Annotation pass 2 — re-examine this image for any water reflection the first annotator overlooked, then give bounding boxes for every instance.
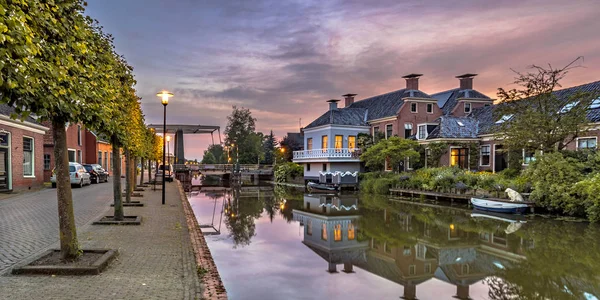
[192,185,600,299]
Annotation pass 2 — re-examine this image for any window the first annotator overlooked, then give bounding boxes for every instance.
[403,246,412,256]
[77,125,81,146]
[417,124,428,140]
[523,150,535,165]
[307,164,311,171]
[23,137,33,176]
[321,223,328,241]
[590,98,600,109]
[322,163,327,172]
[334,135,343,149]
[348,136,356,150]
[384,243,392,254]
[110,152,113,168]
[461,264,470,275]
[373,127,379,135]
[416,244,426,260]
[480,145,491,166]
[307,138,313,150]
[321,136,328,151]
[98,151,102,166]
[44,154,51,170]
[426,103,433,113]
[464,102,472,113]
[348,222,355,240]
[334,224,342,241]
[425,264,432,274]
[410,102,417,113]
[404,123,413,138]
[450,148,469,169]
[386,124,393,139]
[77,150,82,163]
[495,114,513,124]
[559,101,580,113]
[457,121,464,127]
[578,137,597,150]
[307,220,312,236]
[104,151,108,169]
[409,265,416,275]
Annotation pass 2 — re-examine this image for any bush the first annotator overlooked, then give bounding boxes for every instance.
[274,162,303,183]
[574,173,600,222]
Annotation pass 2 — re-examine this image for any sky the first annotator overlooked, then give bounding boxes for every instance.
[86,0,600,160]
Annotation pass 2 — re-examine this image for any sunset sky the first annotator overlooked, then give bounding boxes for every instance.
[86,0,600,160]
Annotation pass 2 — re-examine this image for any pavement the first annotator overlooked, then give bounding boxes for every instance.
[0,179,202,300]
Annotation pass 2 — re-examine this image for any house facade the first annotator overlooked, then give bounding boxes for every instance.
[295,75,600,179]
[0,105,48,192]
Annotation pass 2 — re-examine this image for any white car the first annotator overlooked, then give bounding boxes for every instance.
[51,162,92,188]
[157,164,174,182]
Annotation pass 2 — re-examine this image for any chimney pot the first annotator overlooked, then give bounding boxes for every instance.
[326,99,340,111]
[342,93,357,107]
[456,73,477,90]
[402,73,423,90]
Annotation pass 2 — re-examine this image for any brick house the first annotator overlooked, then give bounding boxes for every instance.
[0,105,48,192]
[294,75,600,181]
[42,122,87,182]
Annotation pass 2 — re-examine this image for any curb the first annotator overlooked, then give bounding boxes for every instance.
[177,181,228,300]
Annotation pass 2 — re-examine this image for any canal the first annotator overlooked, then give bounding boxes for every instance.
[189,185,600,300]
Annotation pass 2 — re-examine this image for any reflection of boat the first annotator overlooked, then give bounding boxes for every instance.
[471,211,527,223]
[307,182,338,193]
[471,197,529,214]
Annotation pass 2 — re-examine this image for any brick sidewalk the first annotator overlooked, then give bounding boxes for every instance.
[0,182,203,300]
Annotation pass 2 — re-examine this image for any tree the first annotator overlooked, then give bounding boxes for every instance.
[202,144,226,164]
[263,131,276,164]
[495,58,599,153]
[360,137,420,172]
[202,152,217,164]
[279,134,302,162]
[224,106,264,164]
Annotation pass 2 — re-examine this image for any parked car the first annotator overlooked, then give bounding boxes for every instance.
[83,164,108,184]
[157,164,174,182]
[50,162,92,188]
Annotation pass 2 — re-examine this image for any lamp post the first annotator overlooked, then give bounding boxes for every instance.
[166,135,171,165]
[157,90,173,205]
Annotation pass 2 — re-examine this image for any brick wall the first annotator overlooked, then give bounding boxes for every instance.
[1,123,46,191]
[84,130,97,165]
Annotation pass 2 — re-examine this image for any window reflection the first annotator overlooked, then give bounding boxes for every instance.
[321,223,328,241]
[334,224,342,241]
[348,223,355,240]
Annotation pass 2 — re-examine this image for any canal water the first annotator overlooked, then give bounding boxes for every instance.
[188,185,600,300]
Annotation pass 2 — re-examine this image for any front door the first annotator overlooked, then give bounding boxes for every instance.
[494,145,508,173]
[0,149,8,191]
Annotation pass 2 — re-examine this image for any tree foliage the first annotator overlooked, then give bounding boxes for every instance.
[262,131,276,164]
[495,58,599,152]
[360,137,420,172]
[224,106,264,164]
[202,144,226,164]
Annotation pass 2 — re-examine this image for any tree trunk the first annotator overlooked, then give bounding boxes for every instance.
[148,159,152,183]
[140,157,145,186]
[53,120,80,260]
[131,156,136,190]
[125,149,131,203]
[112,136,124,221]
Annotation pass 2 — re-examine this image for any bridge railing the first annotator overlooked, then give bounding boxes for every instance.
[175,164,274,173]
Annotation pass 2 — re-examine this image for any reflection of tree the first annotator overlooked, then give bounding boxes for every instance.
[274,185,304,223]
[224,187,264,248]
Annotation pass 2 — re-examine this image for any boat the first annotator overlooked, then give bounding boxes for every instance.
[307,182,338,193]
[470,197,529,214]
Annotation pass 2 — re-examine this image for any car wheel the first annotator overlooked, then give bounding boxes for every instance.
[78,180,83,188]
[51,183,56,188]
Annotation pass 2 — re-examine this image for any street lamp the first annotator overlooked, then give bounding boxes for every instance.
[157,90,173,205]
[166,135,171,164]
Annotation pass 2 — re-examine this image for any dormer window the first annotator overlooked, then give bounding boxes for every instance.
[590,97,600,109]
[457,121,464,127]
[464,102,471,113]
[559,101,580,113]
[427,103,433,113]
[495,114,513,124]
[410,103,417,113]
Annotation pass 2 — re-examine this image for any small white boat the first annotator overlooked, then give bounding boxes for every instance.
[471,197,529,214]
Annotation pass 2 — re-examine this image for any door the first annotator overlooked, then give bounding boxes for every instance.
[0,149,8,191]
[494,145,508,173]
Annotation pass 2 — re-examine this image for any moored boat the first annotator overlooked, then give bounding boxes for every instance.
[307,182,338,193]
[471,197,529,214]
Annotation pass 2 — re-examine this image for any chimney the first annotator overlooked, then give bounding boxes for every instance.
[456,73,477,90]
[327,99,340,111]
[402,73,423,90]
[342,93,357,107]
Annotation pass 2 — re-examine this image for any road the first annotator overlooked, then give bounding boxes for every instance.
[0,180,115,273]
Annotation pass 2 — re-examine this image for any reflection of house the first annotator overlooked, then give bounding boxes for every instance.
[293,195,368,273]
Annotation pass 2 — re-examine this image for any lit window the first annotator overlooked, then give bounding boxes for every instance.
[348,223,355,240]
[321,223,328,241]
[410,102,417,113]
[464,102,471,113]
[307,138,313,150]
[404,123,413,138]
[578,138,597,150]
[307,220,312,236]
[451,148,468,169]
[321,136,328,152]
[23,137,34,176]
[348,136,356,150]
[495,114,513,124]
[427,103,433,113]
[480,145,491,166]
[334,135,343,150]
[523,150,536,165]
[334,224,342,241]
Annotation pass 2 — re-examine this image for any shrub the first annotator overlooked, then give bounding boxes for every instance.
[274,162,303,183]
[574,173,600,222]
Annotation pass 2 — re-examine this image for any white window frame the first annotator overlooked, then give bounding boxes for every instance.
[576,137,597,150]
[385,124,393,139]
[77,149,82,164]
[404,123,413,138]
[43,153,51,170]
[77,125,82,146]
[306,138,313,150]
[22,136,35,178]
[464,102,472,113]
[522,149,536,166]
[410,102,418,113]
[68,149,76,163]
[416,123,436,140]
[409,265,416,275]
[480,145,491,166]
[426,103,433,114]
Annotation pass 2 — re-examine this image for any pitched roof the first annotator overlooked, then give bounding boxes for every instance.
[0,104,38,123]
[427,116,479,139]
[432,88,491,115]
[304,108,368,129]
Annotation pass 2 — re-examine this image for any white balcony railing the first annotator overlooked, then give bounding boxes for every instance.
[293,148,361,160]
